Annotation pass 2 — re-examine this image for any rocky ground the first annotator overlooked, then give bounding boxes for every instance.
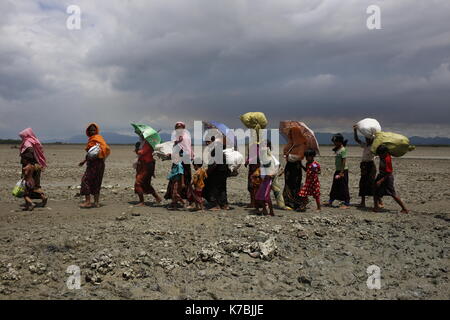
[0,145,449,300]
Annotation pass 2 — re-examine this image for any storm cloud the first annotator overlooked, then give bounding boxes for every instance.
[0,0,449,140]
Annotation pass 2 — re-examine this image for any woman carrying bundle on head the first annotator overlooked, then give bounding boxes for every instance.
[79,123,110,208]
[353,125,376,208]
[324,134,351,209]
[244,142,260,209]
[18,128,48,210]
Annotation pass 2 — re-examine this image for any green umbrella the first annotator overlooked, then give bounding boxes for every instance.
[131,123,161,149]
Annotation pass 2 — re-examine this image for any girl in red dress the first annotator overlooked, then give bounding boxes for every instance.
[298,149,321,211]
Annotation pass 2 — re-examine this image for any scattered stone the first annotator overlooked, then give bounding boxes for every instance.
[198,248,224,264]
[122,269,135,280]
[157,258,178,271]
[297,231,308,240]
[29,263,47,275]
[314,230,326,237]
[116,213,128,221]
[297,275,312,285]
[272,225,282,233]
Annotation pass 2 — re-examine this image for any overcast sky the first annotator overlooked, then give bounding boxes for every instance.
[1,0,449,140]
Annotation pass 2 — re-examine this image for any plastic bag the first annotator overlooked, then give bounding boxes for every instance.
[260,154,280,176]
[153,141,173,160]
[371,132,416,157]
[240,112,268,130]
[12,180,25,198]
[223,148,244,174]
[87,143,101,159]
[356,118,381,139]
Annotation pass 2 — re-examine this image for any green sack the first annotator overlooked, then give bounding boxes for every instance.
[12,180,25,198]
[371,132,415,157]
[240,112,268,131]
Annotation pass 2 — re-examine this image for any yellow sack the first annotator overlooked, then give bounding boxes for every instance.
[240,112,268,131]
[371,132,415,157]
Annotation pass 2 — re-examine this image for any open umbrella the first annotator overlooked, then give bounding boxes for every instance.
[131,123,161,149]
[203,120,237,149]
[279,121,320,155]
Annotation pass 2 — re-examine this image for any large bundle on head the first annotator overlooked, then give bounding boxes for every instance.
[240,112,268,131]
[280,121,320,161]
[371,132,415,157]
[356,118,381,139]
[153,141,173,160]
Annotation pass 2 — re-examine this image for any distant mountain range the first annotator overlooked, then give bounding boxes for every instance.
[45,132,173,144]
[38,131,450,146]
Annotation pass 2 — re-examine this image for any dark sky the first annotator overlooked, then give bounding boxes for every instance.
[1,0,450,140]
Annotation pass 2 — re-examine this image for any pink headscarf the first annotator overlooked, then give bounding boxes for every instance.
[19,128,47,168]
[174,122,193,160]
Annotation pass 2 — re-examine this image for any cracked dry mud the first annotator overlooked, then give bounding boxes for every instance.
[0,145,449,299]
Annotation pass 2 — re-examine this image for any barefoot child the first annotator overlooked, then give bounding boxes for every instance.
[353,125,376,207]
[298,149,321,211]
[191,160,208,211]
[325,134,350,209]
[373,145,409,213]
[167,161,185,209]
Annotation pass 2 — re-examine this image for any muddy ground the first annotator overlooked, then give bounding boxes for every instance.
[0,145,449,300]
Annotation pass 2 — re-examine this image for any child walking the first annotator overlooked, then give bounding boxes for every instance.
[21,156,47,211]
[325,134,350,209]
[167,161,185,210]
[373,145,409,213]
[191,160,208,211]
[353,125,376,207]
[250,167,263,213]
[298,149,321,211]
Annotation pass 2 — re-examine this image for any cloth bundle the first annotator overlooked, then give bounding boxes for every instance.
[356,118,381,139]
[224,148,244,174]
[240,112,268,131]
[153,141,173,160]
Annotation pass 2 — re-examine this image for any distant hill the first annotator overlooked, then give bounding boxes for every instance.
[0,139,21,144]
[13,131,449,146]
[267,132,450,146]
[44,132,173,144]
[313,133,450,146]
[408,136,450,145]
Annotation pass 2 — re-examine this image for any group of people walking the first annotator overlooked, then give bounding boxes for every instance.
[16,121,408,214]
